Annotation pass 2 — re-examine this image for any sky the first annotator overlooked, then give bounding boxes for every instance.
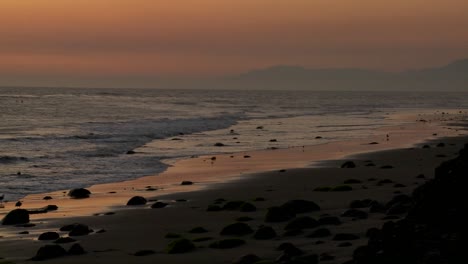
[1,0,467,87]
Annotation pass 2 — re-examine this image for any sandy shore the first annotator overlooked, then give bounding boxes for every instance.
[0,110,467,263]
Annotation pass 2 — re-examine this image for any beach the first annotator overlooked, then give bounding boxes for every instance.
[0,110,466,263]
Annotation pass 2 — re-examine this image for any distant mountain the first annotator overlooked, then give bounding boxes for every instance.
[221,59,468,91]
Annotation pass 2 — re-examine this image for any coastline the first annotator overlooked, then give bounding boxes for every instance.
[0,111,467,263]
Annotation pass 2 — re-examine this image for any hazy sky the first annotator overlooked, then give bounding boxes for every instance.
[1,0,467,87]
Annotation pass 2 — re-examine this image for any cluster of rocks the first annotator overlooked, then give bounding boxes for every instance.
[347,143,468,264]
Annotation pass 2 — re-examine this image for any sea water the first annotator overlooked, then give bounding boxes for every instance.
[1,87,467,201]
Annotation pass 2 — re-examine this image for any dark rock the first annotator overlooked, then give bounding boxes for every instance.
[341,209,368,219]
[209,238,245,249]
[282,229,303,237]
[166,238,195,254]
[43,196,53,200]
[318,216,341,225]
[192,237,213,242]
[333,233,359,241]
[206,205,222,211]
[96,229,106,233]
[393,183,406,188]
[31,245,67,261]
[68,188,91,199]
[19,231,29,234]
[265,206,295,222]
[164,233,181,239]
[220,223,253,236]
[416,174,425,179]
[180,181,193,185]
[151,202,168,208]
[126,150,136,154]
[386,202,410,215]
[253,197,266,201]
[341,161,356,168]
[331,185,353,191]
[436,142,445,147]
[214,142,225,147]
[314,186,331,192]
[2,209,29,225]
[42,205,58,211]
[276,243,304,261]
[68,243,86,255]
[234,254,261,264]
[377,179,393,185]
[307,228,331,238]
[243,155,251,158]
[133,249,155,256]
[385,194,412,208]
[269,139,277,142]
[253,226,277,240]
[284,216,319,230]
[54,237,76,244]
[38,232,60,241]
[188,227,208,233]
[280,199,320,214]
[369,201,386,213]
[222,200,244,210]
[236,216,254,222]
[126,196,147,206]
[365,163,376,167]
[422,144,431,148]
[350,200,371,208]
[240,202,257,212]
[320,253,335,261]
[17,223,35,227]
[68,224,93,236]
[338,242,353,247]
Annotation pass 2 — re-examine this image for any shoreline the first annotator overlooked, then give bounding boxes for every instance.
[0,111,467,263]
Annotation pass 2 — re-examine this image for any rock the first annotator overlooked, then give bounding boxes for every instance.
[2,209,30,225]
[68,243,86,255]
[214,142,225,147]
[166,238,195,254]
[206,205,222,211]
[165,233,181,239]
[151,202,168,208]
[222,201,246,210]
[269,139,277,142]
[422,144,430,148]
[68,188,91,199]
[240,202,257,212]
[284,216,319,230]
[253,226,277,240]
[276,243,304,261]
[42,205,58,211]
[377,179,393,185]
[265,206,295,222]
[333,233,359,241]
[341,209,368,219]
[133,249,155,256]
[394,183,406,188]
[188,227,208,233]
[180,181,193,185]
[386,203,410,215]
[236,216,254,222]
[283,229,303,237]
[416,174,425,179]
[126,150,136,154]
[19,231,29,234]
[126,196,147,206]
[192,237,213,242]
[350,200,371,208]
[31,245,67,261]
[243,155,251,158]
[209,238,245,249]
[43,196,53,200]
[331,185,353,191]
[341,161,356,168]
[280,199,320,214]
[318,216,341,225]
[369,201,386,213]
[320,253,335,261]
[68,224,93,236]
[344,179,362,184]
[380,165,394,169]
[253,197,266,201]
[220,223,253,236]
[338,242,353,247]
[314,186,331,192]
[54,237,76,244]
[436,143,445,147]
[234,254,261,264]
[307,228,331,238]
[38,232,60,241]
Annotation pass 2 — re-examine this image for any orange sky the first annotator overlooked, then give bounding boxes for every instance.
[1,0,467,87]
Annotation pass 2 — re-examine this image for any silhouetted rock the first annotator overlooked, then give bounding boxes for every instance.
[180,181,193,185]
[280,199,320,214]
[151,202,168,208]
[318,216,341,225]
[331,185,353,191]
[214,142,225,146]
[222,200,244,210]
[54,237,76,244]
[206,205,222,211]
[68,224,92,236]
[307,228,331,238]
[166,238,195,254]
[43,196,53,200]
[32,245,67,261]
[126,150,136,154]
[350,199,371,208]
[333,233,359,241]
[234,254,261,264]
[240,202,257,212]
[2,209,29,225]
[344,179,362,184]
[126,196,147,206]
[341,209,368,219]
[68,243,86,255]
[42,205,58,211]
[68,188,91,199]
[133,249,156,256]
[253,226,277,240]
[188,227,208,233]
[341,161,356,168]
[284,216,319,230]
[38,232,60,241]
[265,206,295,222]
[436,142,445,147]
[220,223,253,236]
[209,238,245,249]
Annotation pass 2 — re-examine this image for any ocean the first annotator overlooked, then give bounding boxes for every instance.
[1,87,468,201]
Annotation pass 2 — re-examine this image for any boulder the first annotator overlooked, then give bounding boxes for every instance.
[68,188,91,199]
[239,202,256,212]
[54,237,76,244]
[284,216,319,230]
[341,161,356,168]
[341,209,368,219]
[220,223,253,236]
[253,226,276,240]
[68,243,86,255]
[209,238,245,249]
[280,200,320,214]
[2,209,30,225]
[133,249,156,256]
[68,224,93,236]
[234,254,261,264]
[307,228,331,238]
[188,227,208,234]
[222,201,245,210]
[31,245,67,261]
[126,196,147,206]
[331,185,353,191]
[265,206,295,222]
[166,238,195,254]
[151,202,168,208]
[180,181,193,185]
[38,232,60,241]
[318,216,341,225]
[333,233,359,241]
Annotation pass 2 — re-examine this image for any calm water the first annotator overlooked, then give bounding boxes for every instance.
[1,87,468,200]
